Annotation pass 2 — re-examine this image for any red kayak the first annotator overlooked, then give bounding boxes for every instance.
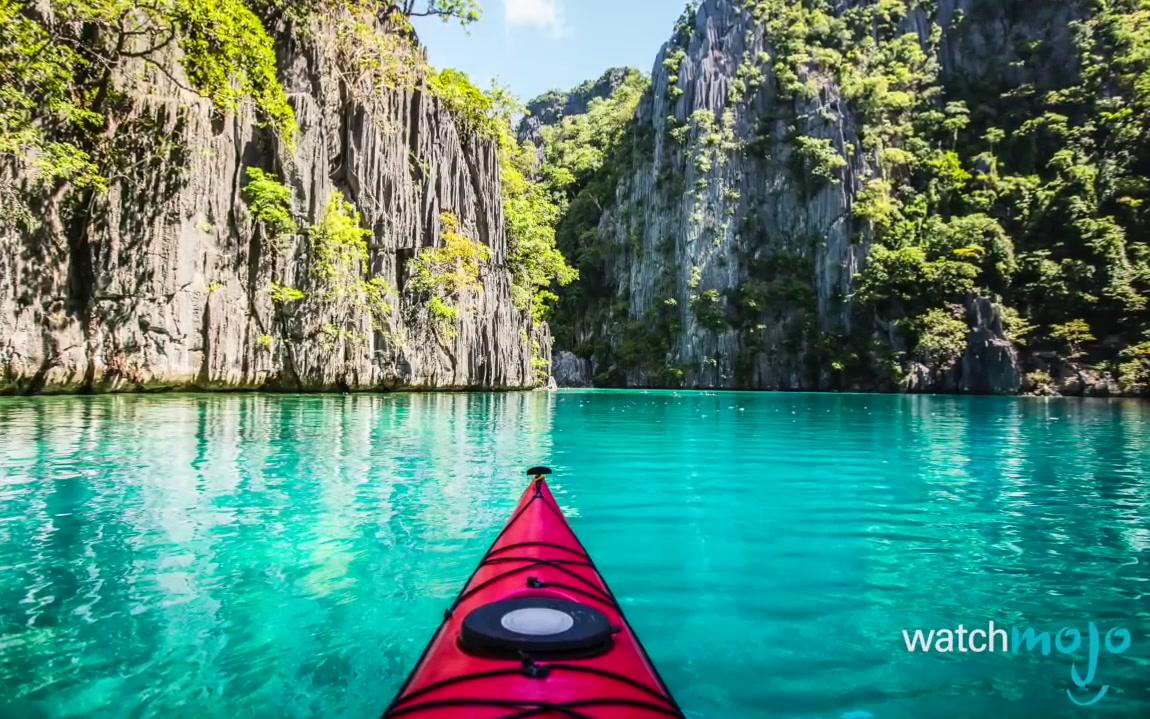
[382,467,685,718]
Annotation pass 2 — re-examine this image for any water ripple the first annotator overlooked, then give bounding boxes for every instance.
[0,392,1148,718]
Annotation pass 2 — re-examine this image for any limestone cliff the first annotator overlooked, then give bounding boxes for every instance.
[0,7,547,394]
[539,0,1147,396]
[516,67,639,146]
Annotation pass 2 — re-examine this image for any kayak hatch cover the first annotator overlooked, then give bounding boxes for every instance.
[382,467,685,718]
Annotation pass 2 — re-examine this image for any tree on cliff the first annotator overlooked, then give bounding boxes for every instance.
[383,0,481,25]
[0,0,479,233]
[0,0,294,236]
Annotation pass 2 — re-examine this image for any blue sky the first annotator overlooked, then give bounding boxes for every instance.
[412,0,688,102]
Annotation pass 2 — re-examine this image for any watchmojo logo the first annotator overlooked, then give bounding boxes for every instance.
[901,621,1134,706]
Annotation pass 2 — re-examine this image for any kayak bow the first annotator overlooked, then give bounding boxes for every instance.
[382,467,684,719]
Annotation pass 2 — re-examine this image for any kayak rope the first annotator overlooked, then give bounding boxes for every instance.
[451,557,619,612]
[384,662,685,718]
[447,484,619,613]
[487,541,590,559]
[388,660,679,704]
[385,697,684,718]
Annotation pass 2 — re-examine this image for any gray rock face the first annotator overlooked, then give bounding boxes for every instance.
[571,0,866,390]
[0,17,547,394]
[928,0,1084,87]
[904,297,1023,394]
[551,350,593,387]
[554,0,1077,395]
[1028,353,1121,397]
[957,298,1023,394]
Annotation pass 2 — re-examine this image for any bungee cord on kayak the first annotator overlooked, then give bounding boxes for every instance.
[382,468,685,719]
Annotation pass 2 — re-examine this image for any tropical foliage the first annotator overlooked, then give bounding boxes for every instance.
[745,0,1150,371]
[531,69,650,346]
[421,69,578,319]
[242,168,296,240]
[408,212,490,337]
[0,0,297,201]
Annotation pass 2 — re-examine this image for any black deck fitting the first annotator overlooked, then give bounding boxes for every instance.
[526,466,552,476]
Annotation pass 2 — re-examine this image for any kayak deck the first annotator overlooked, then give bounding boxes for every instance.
[383,472,684,718]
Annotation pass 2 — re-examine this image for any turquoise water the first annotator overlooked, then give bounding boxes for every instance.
[0,391,1148,718]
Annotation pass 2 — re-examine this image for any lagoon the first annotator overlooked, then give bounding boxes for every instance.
[0,391,1148,718]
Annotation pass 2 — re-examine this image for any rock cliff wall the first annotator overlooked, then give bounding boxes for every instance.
[544,0,1139,396]
[0,10,546,394]
[550,0,877,389]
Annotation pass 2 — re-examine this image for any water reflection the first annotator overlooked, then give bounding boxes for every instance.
[0,392,556,718]
[0,392,1147,718]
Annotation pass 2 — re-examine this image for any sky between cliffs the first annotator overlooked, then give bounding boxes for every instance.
[412,0,687,102]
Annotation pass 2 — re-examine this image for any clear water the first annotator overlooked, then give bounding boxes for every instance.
[1,391,1148,719]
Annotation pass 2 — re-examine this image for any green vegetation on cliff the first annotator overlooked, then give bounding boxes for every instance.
[420,68,579,319]
[530,69,651,351]
[242,167,297,241]
[408,212,489,338]
[2,0,573,337]
[741,0,1150,388]
[534,0,1149,393]
[0,0,297,200]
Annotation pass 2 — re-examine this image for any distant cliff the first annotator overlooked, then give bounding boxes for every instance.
[0,2,552,394]
[531,0,1150,396]
[517,67,639,146]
